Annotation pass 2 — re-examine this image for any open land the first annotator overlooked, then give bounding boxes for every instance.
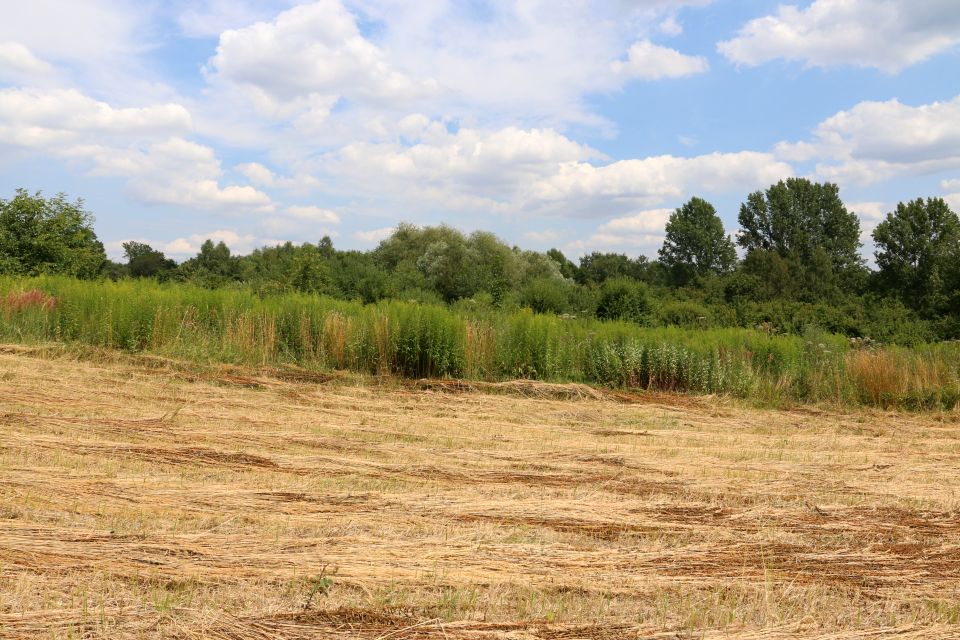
[1,347,960,638]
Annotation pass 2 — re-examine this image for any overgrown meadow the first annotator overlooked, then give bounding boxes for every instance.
[3,275,959,410]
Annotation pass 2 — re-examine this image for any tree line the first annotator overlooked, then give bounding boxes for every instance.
[1,179,958,344]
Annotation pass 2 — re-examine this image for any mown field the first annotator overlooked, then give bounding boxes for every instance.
[1,347,960,638]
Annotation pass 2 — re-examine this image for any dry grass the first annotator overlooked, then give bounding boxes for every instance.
[1,347,960,639]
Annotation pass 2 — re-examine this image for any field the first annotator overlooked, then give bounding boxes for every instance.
[2,347,960,638]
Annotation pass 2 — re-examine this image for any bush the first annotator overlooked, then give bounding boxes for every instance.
[596,278,653,324]
[657,300,712,328]
[518,278,571,315]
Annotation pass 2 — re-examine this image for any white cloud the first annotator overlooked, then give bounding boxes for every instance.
[353,226,396,243]
[87,138,273,211]
[283,205,341,224]
[209,1,437,114]
[598,209,673,233]
[564,208,675,256]
[175,0,293,38]
[236,162,321,190]
[0,87,272,213]
[942,180,960,210]
[0,88,192,144]
[320,118,792,221]
[163,230,282,257]
[0,1,148,63]
[848,201,888,243]
[204,0,716,131]
[322,123,600,209]
[613,40,708,80]
[528,152,793,216]
[0,42,53,76]
[719,0,960,73]
[523,229,560,243]
[776,95,960,185]
[658,16,683,37]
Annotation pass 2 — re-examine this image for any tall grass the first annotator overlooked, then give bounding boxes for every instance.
[1,275,959,409]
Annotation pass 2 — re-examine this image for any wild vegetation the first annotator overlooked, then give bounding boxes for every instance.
[2,275,960,409]
[2,182,960,409]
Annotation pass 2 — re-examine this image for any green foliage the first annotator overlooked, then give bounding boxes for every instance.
[1,187,957,351]
[0,189,106,278]
[576,252,651,285]
[737,178,865,299]
[656,300,713,328]
[546,248,578,280]
[518,277,572,315]
[873,197,960,316]
[123,241,176,279]
[659,197,736,285]
[175,239,241,288]
[596,278,653,324]
[3,275,960,408]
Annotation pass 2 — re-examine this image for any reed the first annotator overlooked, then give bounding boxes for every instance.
[0,275,957,409]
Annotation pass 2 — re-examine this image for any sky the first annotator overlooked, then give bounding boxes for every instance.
[0,0,959,262]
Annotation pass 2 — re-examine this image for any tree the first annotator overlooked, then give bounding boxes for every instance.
[0,189,106,278]
[546,248,578,280]
[737,178,863,298]
[576,252,650,285]
[176,239,241,287]
[122,241,176,279]
[872,197,960,314]
[288,244,333,294]
[659,197,736,286]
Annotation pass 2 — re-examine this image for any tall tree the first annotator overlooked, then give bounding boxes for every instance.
[122,241,176,279]
[659,197,736,286]
[737,178,863,297]
[872,197,960,313]
[176,239,241,288]
[0,189,106,278]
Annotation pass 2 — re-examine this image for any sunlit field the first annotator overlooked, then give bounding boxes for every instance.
[1,348,959,638]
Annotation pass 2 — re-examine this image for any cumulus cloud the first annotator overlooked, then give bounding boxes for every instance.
[163,230,282,257]
[0,88,192,144]
[83,138,273,211]
[0,42,54,77]
[236,162,321,191]
[523,230,561,243]
[283,205,341,224]
[321,123,600,210]
[319,117,793,221]
[613,40,708,80]
[209,1,437,115]
[719,0,960,72]
[658,16,683,37]
[943,179,960,210]
[204,0,715,130]
[776,95,960,185]
[598,209,673,233]
[564,208,674,256]
[528,152,793,216]
[0,1,147,63]
[0,87,273,213]
[353,226,396,243]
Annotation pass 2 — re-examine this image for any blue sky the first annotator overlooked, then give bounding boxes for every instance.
[1,0,959,261]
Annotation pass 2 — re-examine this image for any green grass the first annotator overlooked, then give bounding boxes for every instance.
[2,275,959,409]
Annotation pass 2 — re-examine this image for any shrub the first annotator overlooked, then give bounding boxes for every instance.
[596,278,653,325]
